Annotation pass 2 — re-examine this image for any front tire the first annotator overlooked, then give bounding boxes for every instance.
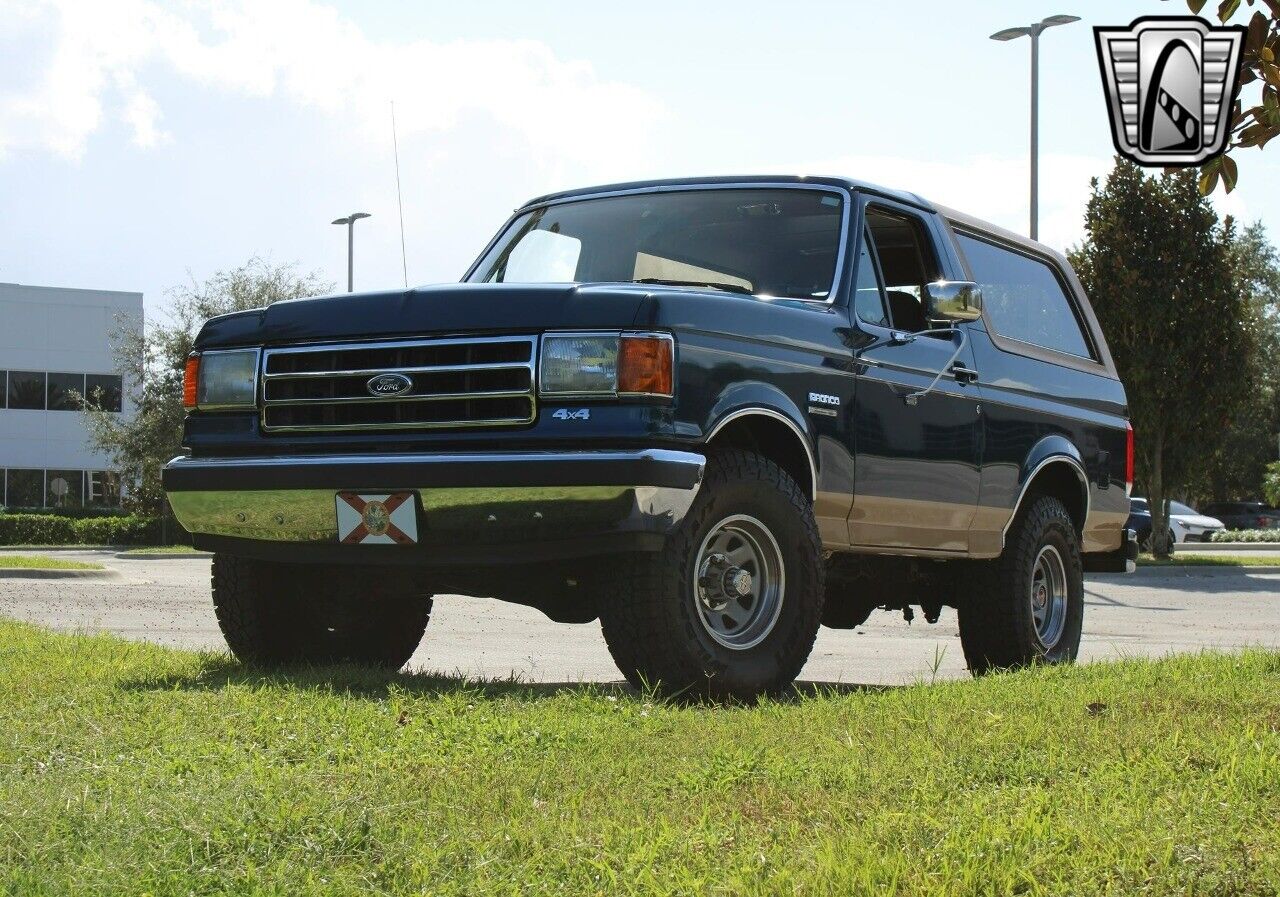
[957,495,1084,674]
[211,554,433,669]
[598,449,824,700]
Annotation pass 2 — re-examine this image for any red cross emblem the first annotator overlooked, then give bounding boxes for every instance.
[337,492,416,544]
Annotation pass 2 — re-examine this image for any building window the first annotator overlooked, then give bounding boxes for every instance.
[84,374,123,413]
[6,469,44,507]
[47,372,86,411]
[0,371,6,409]
[45,470,84,508]
[87,471,122,506]
[8,371,46,410]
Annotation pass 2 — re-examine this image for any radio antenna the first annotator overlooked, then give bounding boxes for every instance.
[391,100,408,288]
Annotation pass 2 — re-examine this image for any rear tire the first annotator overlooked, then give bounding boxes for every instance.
[957,495,1083,674]
[598,449,824,700]
[211,554,432,669]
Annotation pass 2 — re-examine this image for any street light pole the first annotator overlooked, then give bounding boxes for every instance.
[990,15,1079,242]
[331,212,371,292]
[1030,28,1039,242]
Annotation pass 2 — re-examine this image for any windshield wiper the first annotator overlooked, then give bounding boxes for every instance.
[632,277,754,295]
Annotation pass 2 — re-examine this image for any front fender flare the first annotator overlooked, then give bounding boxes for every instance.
[703,382,816,501]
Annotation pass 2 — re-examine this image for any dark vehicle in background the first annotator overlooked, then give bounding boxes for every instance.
[1127,499,1153,549]
[163,175,1136,699]
[1200,501,1279,531]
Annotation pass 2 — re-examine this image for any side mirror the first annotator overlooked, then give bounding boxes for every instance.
[924,281,983,323]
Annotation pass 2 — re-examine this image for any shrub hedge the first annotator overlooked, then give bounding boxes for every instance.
[1211,529,1280,543]
[2,506,129,519]
[0,513,191,546]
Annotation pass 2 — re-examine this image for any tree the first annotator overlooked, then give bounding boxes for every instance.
[1196,223,1280,502]
[1069,160,1253,557]
[1182,0,1280,195]
[1265,460,1280,505]
[82,259,332,513]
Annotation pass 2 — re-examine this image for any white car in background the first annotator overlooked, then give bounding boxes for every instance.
[1133,498,1226,545]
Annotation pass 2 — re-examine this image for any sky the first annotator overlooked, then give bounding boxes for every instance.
[1,0,1276,317]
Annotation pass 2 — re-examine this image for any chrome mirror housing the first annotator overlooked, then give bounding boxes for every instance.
[924,281,984,323]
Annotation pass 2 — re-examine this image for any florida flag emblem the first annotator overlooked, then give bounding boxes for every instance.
[336,492,419,544]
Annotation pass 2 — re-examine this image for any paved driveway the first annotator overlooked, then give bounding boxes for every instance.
[2,550,1278,686]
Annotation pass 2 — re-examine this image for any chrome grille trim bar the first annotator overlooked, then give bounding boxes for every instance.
[263,389,532,406]
[262,361,533,380]
[259,335,537,433]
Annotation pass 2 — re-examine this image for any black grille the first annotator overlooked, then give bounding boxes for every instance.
[260,336,536,433]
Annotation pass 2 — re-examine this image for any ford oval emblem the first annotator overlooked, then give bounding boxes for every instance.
[366,373,413,397]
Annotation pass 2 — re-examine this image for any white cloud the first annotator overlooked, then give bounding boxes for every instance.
[0,0,663,168]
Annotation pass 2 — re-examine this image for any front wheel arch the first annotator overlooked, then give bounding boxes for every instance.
[705,407,816,504]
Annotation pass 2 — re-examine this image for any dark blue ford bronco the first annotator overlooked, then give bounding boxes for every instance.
[163,176,1137,699]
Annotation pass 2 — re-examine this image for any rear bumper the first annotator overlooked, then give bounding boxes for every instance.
[162,449,704,565]
[1084,527,1139,574]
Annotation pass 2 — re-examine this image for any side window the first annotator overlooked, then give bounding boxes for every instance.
[864,208,940,334]
[852,231,888,327]
[956,232,1093,359]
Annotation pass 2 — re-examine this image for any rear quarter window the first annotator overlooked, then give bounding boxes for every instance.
[956,232,1093,360]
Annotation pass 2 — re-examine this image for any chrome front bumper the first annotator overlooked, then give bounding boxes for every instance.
[162,449,705,550]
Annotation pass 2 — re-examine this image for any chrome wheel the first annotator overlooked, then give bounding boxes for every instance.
[1030,544,1068,649]
[693,514,785,650]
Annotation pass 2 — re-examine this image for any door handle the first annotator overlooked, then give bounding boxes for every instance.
[951,363,979,385]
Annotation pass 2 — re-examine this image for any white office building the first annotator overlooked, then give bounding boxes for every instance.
[0,283,142,508]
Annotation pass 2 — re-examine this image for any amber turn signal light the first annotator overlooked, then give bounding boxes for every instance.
[617,335,673,397]
[183,354,200,409]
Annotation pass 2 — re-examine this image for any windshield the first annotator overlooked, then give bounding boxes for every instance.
[1170,501,1198,516]
[467,188,845,300]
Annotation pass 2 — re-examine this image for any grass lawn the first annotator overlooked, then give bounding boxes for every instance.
[1,621,1278,895]
[1139,553,1280,567]
[116,545,207,556]
[0,544,111,551]
[0,554,103,571]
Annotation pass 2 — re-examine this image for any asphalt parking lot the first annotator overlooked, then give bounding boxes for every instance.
[2,549,1278,685]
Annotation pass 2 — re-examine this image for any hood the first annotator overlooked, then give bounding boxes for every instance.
[194,282,656,350]
[1173,514,1224,528]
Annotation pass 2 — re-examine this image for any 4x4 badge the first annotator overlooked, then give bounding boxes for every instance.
[1094,16,1246,167]
[551,408,590,421]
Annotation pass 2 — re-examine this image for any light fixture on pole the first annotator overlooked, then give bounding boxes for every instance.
[990,14,1080,242]
[331,212,371,292]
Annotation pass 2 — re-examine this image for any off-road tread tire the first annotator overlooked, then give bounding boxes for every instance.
[957,494,1084,674]
[211,554,432,669]
[598,448,824,700]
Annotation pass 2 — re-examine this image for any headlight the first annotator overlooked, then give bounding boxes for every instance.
[184,348,259,410]
[540,332,673,398]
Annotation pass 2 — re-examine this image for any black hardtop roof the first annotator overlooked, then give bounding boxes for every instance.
[519,174,932,213]
[517,175,1061,259]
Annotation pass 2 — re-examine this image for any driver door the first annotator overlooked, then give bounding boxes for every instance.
[846,203,982,552]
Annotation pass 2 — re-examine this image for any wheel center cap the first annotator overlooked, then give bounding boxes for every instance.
[1034,585,1048,609]
[725,568,753,598]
